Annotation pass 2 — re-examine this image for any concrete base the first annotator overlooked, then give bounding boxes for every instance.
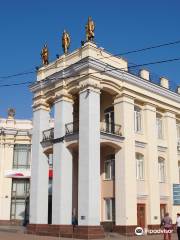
[26,224,73,238]
[101,221,115,232]
[27,224,105,238]
[0,220,22,226]
[74,225,105,239]
[113,225,137,236]
[147,224,161,230]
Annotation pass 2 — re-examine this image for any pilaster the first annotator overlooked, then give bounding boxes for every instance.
[164,111,179,220]
[144,103,160,226]
[113,94,137,230]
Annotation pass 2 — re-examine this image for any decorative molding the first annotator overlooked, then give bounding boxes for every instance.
[0,128,31,137]
[160,195,170,200]
[137,194,148,199]
[30,56,180,105]
[158,146,167,152]
[135,141,147,148]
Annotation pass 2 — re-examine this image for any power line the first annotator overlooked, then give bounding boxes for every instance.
[38,39,180,73]
[115,39,180,57]
[0,70,34,79]
[1,38,180,80]
[0,56,180,88]
[0,81,33,87]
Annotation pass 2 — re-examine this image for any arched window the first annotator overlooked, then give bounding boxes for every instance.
[136,153,144,180]
[158,157,165,182]
[134,106,142,133]
[156,113,163,139]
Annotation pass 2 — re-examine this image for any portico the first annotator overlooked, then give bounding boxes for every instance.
[27,41,180,238]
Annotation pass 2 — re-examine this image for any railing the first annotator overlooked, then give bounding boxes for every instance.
[100,121,122,136]
[43,121,122,139]
[65,121,79,136]
[42,128,54,141]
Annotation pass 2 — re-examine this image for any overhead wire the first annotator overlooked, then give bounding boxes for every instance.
[0,56,180,88]
[0,38,180,80]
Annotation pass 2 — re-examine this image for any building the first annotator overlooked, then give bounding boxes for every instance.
[27,41,180,239]
[0,111,32,224]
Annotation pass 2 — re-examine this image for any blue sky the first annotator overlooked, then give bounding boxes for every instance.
[0,0,180,119]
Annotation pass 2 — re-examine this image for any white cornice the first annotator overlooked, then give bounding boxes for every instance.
[0,128,31,136]
[30,56,180,105]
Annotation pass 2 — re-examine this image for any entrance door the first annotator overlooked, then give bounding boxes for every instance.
[160,204,166,220]
[137,204,146,228]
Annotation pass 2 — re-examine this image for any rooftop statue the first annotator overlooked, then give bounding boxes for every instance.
[8,108,15,119]
[41,44,49,65]
[62,30,70,54]
[85,16,95,42]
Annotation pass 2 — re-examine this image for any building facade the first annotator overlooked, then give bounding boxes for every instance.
[28,41,180,239]
[0,113,32,224]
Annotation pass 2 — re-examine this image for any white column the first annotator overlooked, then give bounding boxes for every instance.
[30,104,50,224]
[78,86,100,226]
[144,103,160,225]
[164,111,179,220]
[52,95,73,224]
[114,94,137,226]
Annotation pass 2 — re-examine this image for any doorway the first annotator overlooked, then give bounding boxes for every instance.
[137,204,146,228]
[160,204,167,220]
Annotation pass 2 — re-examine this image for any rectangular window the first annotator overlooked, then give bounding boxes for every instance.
[104,198,115,221]
[13,144,31,169]
[104,155,115,180]
[177,124,180,142]
[11,179,30,220]
[134,110,142,133]
[136,159,144,180]
[158,161,165,182]
[156,118,163,139]
[178,161,180,183]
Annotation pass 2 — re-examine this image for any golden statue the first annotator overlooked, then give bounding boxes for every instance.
[8,108,15,119]
[62,30,70,54]
[85,16,95,42]
[41,44,49,65]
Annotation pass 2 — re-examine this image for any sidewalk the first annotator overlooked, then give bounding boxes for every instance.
[0,226,178,240]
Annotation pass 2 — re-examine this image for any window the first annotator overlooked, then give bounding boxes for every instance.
[13,144,31,169]
[11,179,30,220]
[104,107,114,133]
[104,198,115,221]
[134,106,142,133]
[136,153,144,180]
[156,114,163,139]
[158,157,165,182]
[177,123,180,142]
[104,154,115,180]
[178,161,180,183]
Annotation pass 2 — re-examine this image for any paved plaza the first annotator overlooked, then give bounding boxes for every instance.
[0,226,179,240]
